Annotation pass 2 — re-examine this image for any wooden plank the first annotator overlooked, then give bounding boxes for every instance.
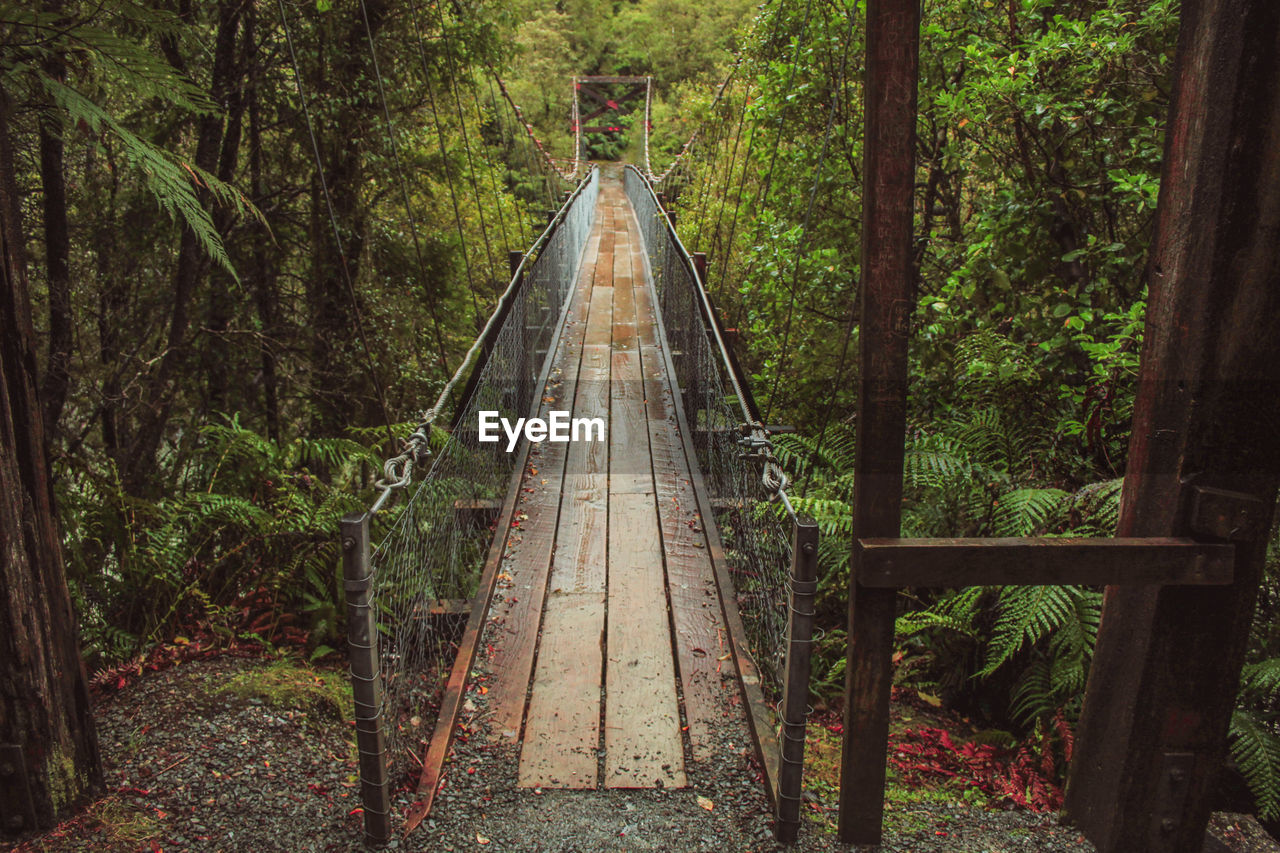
[609,349,649,493]
[518,593,605,788]
[632,181,728,760]
[577,75,650,84]
[482,400,571,743]
[453,499,502,529]
[612,226,636,322]
[644,355,728,762]
[640,261,782,805]
[855,537,1235,588]
[584,287,614,347]
[517,214,614,786]
[633,282,658,347]
[570,353,610,476]
[407,189,592,829]
[605,491,686,789]
[482,191,608,743]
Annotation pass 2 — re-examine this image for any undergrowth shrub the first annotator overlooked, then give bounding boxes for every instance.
[58,415,389,667]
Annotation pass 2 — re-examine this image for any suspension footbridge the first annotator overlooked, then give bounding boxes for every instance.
[340,161,813,845]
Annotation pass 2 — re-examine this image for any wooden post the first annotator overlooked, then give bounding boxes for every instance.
[838,0,920,845]
[692,251,708,284]
[776,518,819,843]
[341,513,392,845]
[508,250,524,282]
[1062,3,1280,851]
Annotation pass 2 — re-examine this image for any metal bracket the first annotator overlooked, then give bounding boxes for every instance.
[0,744,37,834]
[1149,751,1195,847]
[343,575,373,594]
[1190,485,1270,541]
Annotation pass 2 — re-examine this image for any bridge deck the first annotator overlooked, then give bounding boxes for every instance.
[477,169,736,790]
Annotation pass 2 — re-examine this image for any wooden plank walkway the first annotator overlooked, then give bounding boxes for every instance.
[483,169,733,790]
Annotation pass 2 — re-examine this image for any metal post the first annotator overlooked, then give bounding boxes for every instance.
[776,517,819,843]
[508,250,524,282]
[342,513,391,845]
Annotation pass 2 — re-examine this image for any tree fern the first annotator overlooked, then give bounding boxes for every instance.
[1240,657,1280,702]
[41,78,260,281]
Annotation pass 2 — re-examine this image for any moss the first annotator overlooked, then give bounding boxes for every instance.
[44,742,82,815]
[212,659,352,729]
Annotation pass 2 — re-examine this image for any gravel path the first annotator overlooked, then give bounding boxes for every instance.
[12,652,1103,852]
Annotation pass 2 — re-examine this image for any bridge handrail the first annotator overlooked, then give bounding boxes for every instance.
[623,164,793,510]
[371,166,600,512]
[624,163,813,843]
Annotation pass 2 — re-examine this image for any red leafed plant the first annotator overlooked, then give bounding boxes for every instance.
[887,712,1074,812]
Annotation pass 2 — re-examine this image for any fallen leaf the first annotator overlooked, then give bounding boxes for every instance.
[917,690,942,708]
[697,795,714,811]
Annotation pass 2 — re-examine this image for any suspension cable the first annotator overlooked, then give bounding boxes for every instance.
[467,73,512,257]
[372,169,596,510]
[406,0,482,326]
[707,84,749,294]
[493,72,581,182]
[433,0,497,285]
[646,56,743,185]
[356,0,451,381]
[763,81,840,424]
[274,0,394,447]
[730,0,816,332]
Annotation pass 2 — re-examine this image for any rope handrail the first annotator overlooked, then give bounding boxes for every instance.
[371,165,599,512]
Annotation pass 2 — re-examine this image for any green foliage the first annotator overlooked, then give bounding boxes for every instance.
[2,6,256,279]
[61,417,383,664]
[1229,657,1280,821]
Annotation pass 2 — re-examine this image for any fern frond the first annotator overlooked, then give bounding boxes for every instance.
[1240,658,1280,702]
[978,585,1087,678]
[990,488,1068,536]
[1230,708,1280,821]
[42,77,256,281]
[786,496,851,537]
[1009,654,1056,725]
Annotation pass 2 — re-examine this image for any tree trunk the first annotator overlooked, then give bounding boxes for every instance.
[0,88,102,835]
[1063,2,1280,849]
[246,2,280,442]
[38,1,72,444]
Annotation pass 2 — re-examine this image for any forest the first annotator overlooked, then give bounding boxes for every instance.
[3,0,1280,850]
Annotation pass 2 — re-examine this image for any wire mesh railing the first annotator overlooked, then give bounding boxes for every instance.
[341,166,598,844]
[624,164,815,843]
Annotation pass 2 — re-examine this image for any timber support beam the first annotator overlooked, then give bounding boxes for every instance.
[1062,2,1280,851]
